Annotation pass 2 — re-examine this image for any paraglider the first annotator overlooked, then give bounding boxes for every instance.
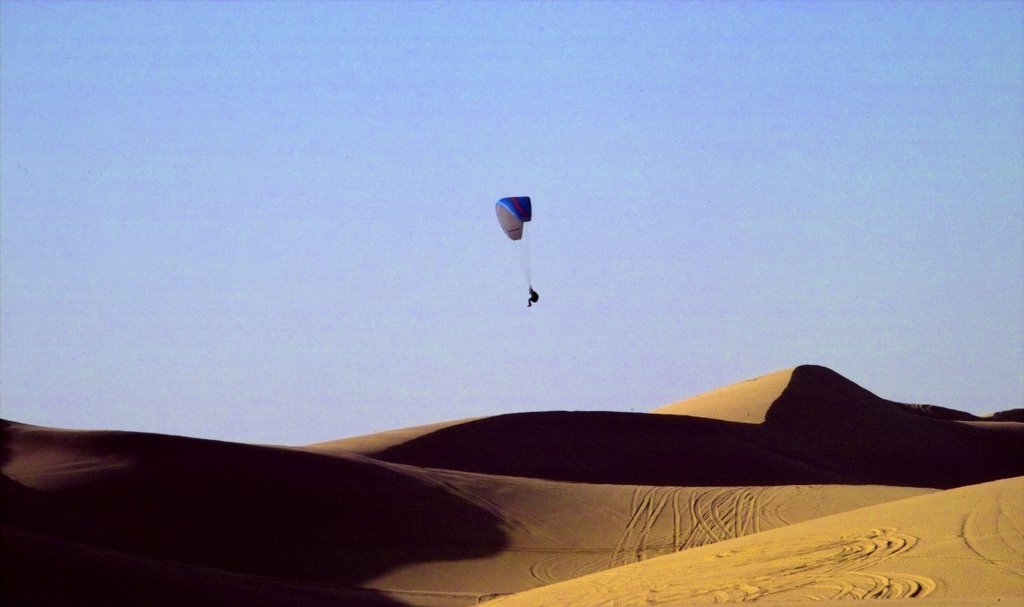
[495,196,538,307]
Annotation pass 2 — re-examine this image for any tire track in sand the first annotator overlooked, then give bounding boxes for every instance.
[499,530,935,605]
[959,493,1024,579]
[610,486,793,568]
[644,527,935,603]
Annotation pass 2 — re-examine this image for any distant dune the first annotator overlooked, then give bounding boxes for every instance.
[3,365,1022,606]
[330,365,1021,489]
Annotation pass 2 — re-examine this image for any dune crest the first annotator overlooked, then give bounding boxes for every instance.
[308,417,482,456]
[652,367,795,423]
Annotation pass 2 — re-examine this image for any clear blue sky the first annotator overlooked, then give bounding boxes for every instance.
[2,1,1022,445]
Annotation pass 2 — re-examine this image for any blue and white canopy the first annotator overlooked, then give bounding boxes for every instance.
[495,196,532,241]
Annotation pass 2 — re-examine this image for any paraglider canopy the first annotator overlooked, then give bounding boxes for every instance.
[495,196,532,241]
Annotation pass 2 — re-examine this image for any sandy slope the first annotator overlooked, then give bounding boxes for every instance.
[359,468,931,602]
[3,365,1022,606]
[652,368,794,423]
[485,476,1024,606]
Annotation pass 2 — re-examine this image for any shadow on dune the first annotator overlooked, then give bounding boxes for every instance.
[371,410,858,486]
[1,423,507,606]
[763,365,1024,489]
[371,365,1023,489]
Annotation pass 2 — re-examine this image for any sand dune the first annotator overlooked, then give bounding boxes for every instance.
[486,476,1024,606]
[1,420,929,605]
[652,367,794,423]
[3,365,1022,605]
[1,420,505,606]
[338,366,1022,489]
[358,472,931,602]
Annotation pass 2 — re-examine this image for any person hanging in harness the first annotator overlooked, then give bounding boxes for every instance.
[528,287,539,307]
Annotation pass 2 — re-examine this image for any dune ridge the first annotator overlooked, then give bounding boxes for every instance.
[3,365,1022,606]
[652,367,794,423]
[359,365,1022,489]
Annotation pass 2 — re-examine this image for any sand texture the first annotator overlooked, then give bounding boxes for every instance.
[3,364,1022,606]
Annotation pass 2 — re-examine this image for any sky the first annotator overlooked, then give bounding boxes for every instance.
[1,1,1022,445]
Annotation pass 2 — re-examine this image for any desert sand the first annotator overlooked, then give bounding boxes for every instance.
[2,364,1022,606]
